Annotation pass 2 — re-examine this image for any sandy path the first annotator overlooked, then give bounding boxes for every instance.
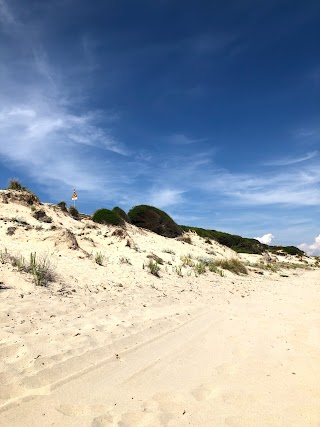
[1,271,319,426]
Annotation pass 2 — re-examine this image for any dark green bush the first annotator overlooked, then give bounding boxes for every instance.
[92,208,123,225]
[32,209,52,223]
[112,206,131,223]
[69,206,80,219]
[181,226,266,254]
[271,246,305,256]
[58,201,67,211]
[128,205,182,238]
[181,225,303,256]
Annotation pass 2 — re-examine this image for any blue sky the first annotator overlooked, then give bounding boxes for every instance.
[0,0,320,253]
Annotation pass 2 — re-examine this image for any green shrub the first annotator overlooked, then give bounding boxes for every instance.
[181,225,304,256]
[7,179,34,194]
[147,259,161,277]
[163,248,175,254]
[180,254,194,267]
[29,252,55,286]
[206,261,224,275]
[7,179,23,191]
[264,263,278,272]
[69,206,80,219]
[180,226,266,254]
[112,207,131,223]
[128,205,182,238]
[214,258,248,275]
[58,201,67,211]
[119,256,131,264]
[92,208,123,225]
[175,265,183,276]
[177,235,192,244]
[33,209,52,223]
[271,246,305,256]
[12,255,26,270]
[197,257,213,266]
[7,179,38,202]
[194,261,206,275]
[148,254,164,264]
[95,252,105,266]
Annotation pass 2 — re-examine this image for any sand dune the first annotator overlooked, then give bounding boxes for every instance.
[0,190,319,426]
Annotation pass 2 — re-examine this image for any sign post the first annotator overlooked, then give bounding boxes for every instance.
[72,189,78,208]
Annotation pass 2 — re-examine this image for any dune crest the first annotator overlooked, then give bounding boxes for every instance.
[0,190,319,426]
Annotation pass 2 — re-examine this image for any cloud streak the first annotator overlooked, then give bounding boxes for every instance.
[263,151,318,166]
[167,133,207,145]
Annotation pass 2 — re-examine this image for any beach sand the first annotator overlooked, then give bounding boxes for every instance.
[0,190,319,426]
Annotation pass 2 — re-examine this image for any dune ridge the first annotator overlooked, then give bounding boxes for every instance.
[0,190,319,426]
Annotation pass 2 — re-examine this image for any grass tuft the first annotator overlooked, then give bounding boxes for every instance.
[194,261,206,275]
[180,254,194,267]
[95,252,105,266]
[147,259,160,277]
[119,256,131,265]
[29,252,56,286]
[214,258,248,275]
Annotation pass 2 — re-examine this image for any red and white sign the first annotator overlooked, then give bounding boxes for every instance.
[72,190,78,201]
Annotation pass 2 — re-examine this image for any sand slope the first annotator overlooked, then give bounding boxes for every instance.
[0,190,319,426]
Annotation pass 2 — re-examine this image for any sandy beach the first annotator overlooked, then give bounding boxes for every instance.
[0,190,319,426]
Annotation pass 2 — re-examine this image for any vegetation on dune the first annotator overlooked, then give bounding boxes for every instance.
[6,179,39,204]
[0,181,306,257]
[112,206,131,223]
[92,208,123,225]
[94,252,105,266]
[7,179,29,192]
[0,249,56,287]
[29,252,56,286]
[272,246,304,256]
[57,201,68,212]
[194,261,206,275]
[68,206,80,219]
[181,225,304,256]
[214,258,248,275]
[128,205,182,238]
[146,259,161,277]
[181,225,265,254]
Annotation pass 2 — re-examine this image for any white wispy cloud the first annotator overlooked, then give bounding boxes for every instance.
[147,188,185,208]
[295,128,318,138]
[0,0,17,28]
[167,133,207,145]
[0,1,135,203]
[299,235,320,256]
[1,0,320,254]
[202,166,320,206]
[254,233,274,245]
[263,151,318,166]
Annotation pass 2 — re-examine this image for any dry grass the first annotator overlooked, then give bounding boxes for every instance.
[214,258,248,275]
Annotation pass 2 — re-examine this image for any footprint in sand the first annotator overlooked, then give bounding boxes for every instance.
[191,383,219,401]
[57,404,111,417]
[116,392,188,427]
[91,413,114,426]
[117,410,162,427]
